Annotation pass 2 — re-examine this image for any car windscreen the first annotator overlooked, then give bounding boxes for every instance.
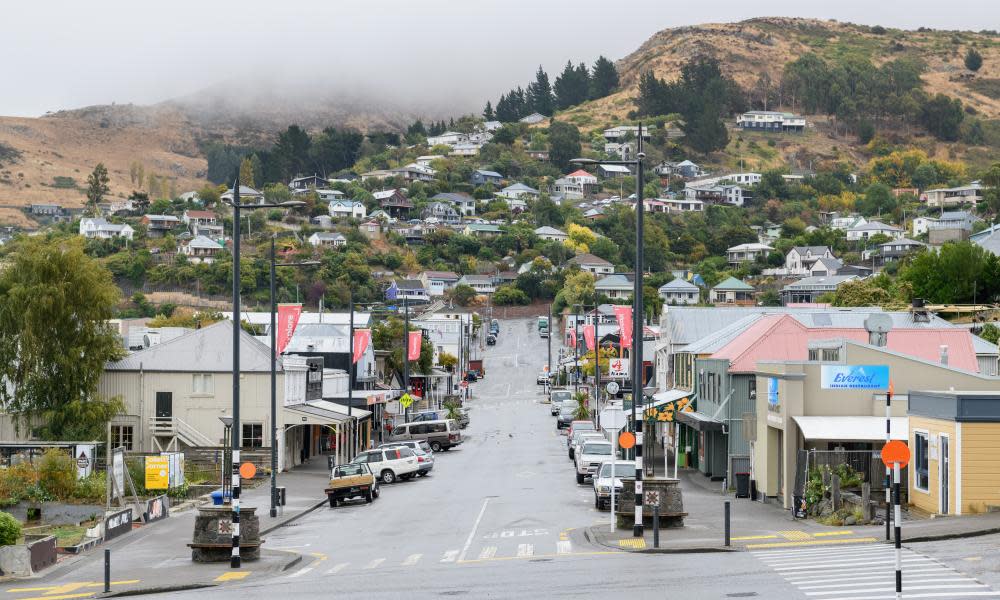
[559,406,576,415]
[582,443,612,455]
[599,463,630,477]
[551,392,571,402]
[573,422,596,431]
[336,464,364,477]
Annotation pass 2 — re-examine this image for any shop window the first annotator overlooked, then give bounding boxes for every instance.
[914,432,929,491]
[111,425,134,451]
[242,423,264,449]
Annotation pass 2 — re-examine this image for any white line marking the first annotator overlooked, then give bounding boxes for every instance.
[800,577,979,590]
[402,554,422,566]
[441,550,459,563]
[287,567,312,578]
[457,498,491,562]
[327,562,349,574]
[557,541,572,554]
[365,558,385,569]
[804,584,990,596]
[775,557,935,571]
[517,543,533,558]
[786,568,955,583]
[478,546,497,560]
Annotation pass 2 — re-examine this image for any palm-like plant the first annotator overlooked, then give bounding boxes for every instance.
[572,391,590,420]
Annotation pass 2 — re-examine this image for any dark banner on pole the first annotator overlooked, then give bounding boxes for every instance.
[104,508,133,541]
[144,495,170,523]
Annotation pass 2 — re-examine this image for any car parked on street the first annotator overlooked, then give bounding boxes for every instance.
[351,446,420,484]
[549,389,572,416]
[486,334,496,346]
[575,440,613,484]
[566,420,596,448]
[537,371,549,386]
[556,404,577,429]
[379,441,434,476]
[411,408,469,429]
[389,419,463,452]
[325,462,379,506]
[593,460,631,510]
[569,431,605,461]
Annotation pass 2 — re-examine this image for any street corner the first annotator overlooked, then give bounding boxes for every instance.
[583,523,737,555]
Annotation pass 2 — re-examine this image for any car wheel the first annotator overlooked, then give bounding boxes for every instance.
[569,450,574,460]
[594,494,600,509]
[381,470,396,484]
[373,484,380,498]
[328,495,336,508]
[430,441,442,452]
[576,473,584,484]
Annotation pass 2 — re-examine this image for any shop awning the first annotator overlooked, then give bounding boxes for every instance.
[676,410,724,432]
[284,401,349,428]
[311,400,373,420]
[792,416,908,441]
[643,389,694,423]
[649,388,690,408]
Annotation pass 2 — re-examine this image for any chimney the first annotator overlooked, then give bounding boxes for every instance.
[940,345,949,366]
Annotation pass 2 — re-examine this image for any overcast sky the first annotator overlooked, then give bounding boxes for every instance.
[2,0,995,117]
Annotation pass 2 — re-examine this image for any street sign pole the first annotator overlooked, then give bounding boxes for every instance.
[893,461,902,600]
[885,381,893,541]
[601,407,626,533]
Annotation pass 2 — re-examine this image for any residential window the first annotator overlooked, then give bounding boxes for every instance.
[822,348,840,362]
[808,348,820,361]
[914,432,929,492]
[192,373,214,395]
[242,423,264,449]
[111,425,134,451]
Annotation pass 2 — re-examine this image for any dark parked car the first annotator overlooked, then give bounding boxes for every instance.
[486,334,496,346]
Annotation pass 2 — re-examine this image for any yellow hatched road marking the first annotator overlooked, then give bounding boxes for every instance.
[7,581,140,595]
[11,594,93,600]
[214,572,252,582]
[748,536,878,550]
[813,530,854,537]
[618,538,646,549]
[731,534,779,541]
[777,530,812,541]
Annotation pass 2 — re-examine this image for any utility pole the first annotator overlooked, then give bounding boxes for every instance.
[593,305,600,419]
[230,171,243,568]
[403,297,410,422]
[632,125,646,538]
[547,304,552,391]
[348,293,355,458]
[268,237,277,519]
[574,308,580,396]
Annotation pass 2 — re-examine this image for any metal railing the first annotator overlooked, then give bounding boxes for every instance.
[148,417,216,448]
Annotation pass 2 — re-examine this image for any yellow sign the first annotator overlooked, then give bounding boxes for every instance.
[400,393,414,409]
[145,456,169,489]
[644,396,693,422]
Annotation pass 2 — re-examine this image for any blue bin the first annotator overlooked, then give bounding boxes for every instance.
[211,490,224,506]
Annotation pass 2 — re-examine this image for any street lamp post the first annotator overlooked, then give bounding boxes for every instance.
[571,125,646,537]
[268,235,318,519]
[225,173,305,568]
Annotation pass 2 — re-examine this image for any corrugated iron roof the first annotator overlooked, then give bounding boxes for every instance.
[109,320,276,372]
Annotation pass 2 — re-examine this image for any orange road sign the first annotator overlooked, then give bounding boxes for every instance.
[239,462,257,479]
[881,440,910,468]
[618,431,636,449]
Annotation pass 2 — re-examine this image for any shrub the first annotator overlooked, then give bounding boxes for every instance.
[0,463,39,507]
[0,511,21,545]
[72,472,106,503]
[38,449,76,499]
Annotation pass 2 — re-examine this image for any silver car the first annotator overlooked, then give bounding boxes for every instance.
[593,460,632,510]
[550,389,572,415]
[379,441,434,476]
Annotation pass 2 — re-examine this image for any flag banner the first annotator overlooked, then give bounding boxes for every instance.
[613,305,633,349]
[583,324,596,351]
[276,303,302,355]
[568,327,577,348]
[353,329,371,364]
[407,330,422,361]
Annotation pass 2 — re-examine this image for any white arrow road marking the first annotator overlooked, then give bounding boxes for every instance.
[557,541,572,554]
[402,554,422,566]
[327,562,349,574]
[440,550,459,563]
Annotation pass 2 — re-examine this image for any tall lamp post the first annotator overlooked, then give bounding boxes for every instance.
[268,235,318,518]
[225,174,304,568]
[572,125,646,536]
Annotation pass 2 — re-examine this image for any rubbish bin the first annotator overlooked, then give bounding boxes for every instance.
[210,490,224,506]
[735,472,751,498]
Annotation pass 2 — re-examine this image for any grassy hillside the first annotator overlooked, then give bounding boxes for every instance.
[559,17,1000,172]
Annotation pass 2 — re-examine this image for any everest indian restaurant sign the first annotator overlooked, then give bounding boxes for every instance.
[820,365,890,390]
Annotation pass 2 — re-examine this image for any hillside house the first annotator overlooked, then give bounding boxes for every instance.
[829,214,868,231]
[328,200,367,220]
[605,141,635,160]
[598,164,632,180]
[534,226,567,242]
[289,175,328,191]
[308,232,347,248]
[727,243,773,266]
[595,274,634,300]
[847,221,904,241]
[182,210,222,239]
[499,183,540,200]
[179,235,224,264]
[30,203,63,216]
[809,257,843,277]
[431,192,476,216]
[79,217,134,241]
[710,277,755,306]
[928,211,979,244]
[519,112,547,125]
[415,155,444,168]
[373,189,413,218]
[924,183,983,208]
[463,223,501,238]
[684,182,750,207]
[221,185,264,204]
[470,170,503,187]
[396,280,429,303]
[785,246,835,275]
[419,271,460,296]
[871,238,926,266]
[426,131,468,147]
[654,160,704,179]
[423,202,461,224]
[736,111,806,132]
[780,275,859,305]
[359,219,382,240]
[456,274,495,295]
[603,125,651,141]
[526,149,549,161]
[659,279,700,305]
[567,253,614,275]
[663,198,704,213]
[141,214,181,237]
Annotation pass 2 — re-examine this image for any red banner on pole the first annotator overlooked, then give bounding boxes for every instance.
[568,327,577,348]
[407,330,422,361]
[583,324,596,351]
[353,329,371,364]
[275,303,302,355]
[613,305,633,350]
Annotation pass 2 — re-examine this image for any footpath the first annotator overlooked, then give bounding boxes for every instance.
[588,468,1000,553]
[0,459,333,597]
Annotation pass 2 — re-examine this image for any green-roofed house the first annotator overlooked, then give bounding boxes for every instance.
[462,223,502,238]
[710,277,756,306]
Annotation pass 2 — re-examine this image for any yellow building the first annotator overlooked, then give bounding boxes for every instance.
[908,391,1000,516]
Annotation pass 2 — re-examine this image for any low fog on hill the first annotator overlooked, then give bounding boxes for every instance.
[3,0,995,119]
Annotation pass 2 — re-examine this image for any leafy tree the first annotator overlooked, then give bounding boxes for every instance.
[590,55,619,99]
[239,156,257,188]
[965,47,984,72]
[449,284,476,306]
[310,127,363,176]
[483,101,495,121]
[858,183,896,216]
[86,163,110,215]
[527,66,555,116]
[554,61,590,109]
[832,278,895,307]
[197,184,222,207]
[919,93,964,142]
[493,285,530,305]
[911,163,938,191]
[372,317,432,378]
[900,242,998,304]
[272,125,312,180]
[562,270,596,307]
[979,323,1000,345]
[0,237,125,439]
[548,121,582,171]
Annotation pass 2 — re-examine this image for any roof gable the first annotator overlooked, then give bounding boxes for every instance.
[107,320,275,372]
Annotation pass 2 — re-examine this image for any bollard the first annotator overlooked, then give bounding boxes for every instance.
[104,548,111,593]
[653,504,660,548]
[724,501,731,547]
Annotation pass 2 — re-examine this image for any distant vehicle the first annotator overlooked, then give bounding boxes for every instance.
[486,334,496,346]
[379,441,434,477]
[550,389,572,415]
[351,446,420,484]
[411,408,469,429]
[538,316,549,331]
[389,419,463,452]
[556,404,577,429]
[489,319,500,334]
[469,358,484,377]
[570,431,605,461]
[566,420,596,444]
[539,330,548,338]
[593,460,632,510]
[575,441,614,484]
[325,462,379,506]
[537,371,549,385]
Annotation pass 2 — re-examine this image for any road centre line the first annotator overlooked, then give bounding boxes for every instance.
[457,498,491,562]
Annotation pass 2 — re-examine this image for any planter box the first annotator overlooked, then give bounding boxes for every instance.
[5,502,104,526]
[0,535,56,577]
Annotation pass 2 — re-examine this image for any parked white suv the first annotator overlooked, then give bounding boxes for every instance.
[574,440,613,484]
[593,460,631,510]
[351,446,420,484]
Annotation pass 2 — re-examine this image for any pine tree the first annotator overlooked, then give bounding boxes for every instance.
[527,65,555,116]
[554,61,578,110]
[965,47,983,72]
[573,62,591,105]
[86,163,110,216]
[483,101,495,121]
[496,92,516,122]
[590,55,619,99]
